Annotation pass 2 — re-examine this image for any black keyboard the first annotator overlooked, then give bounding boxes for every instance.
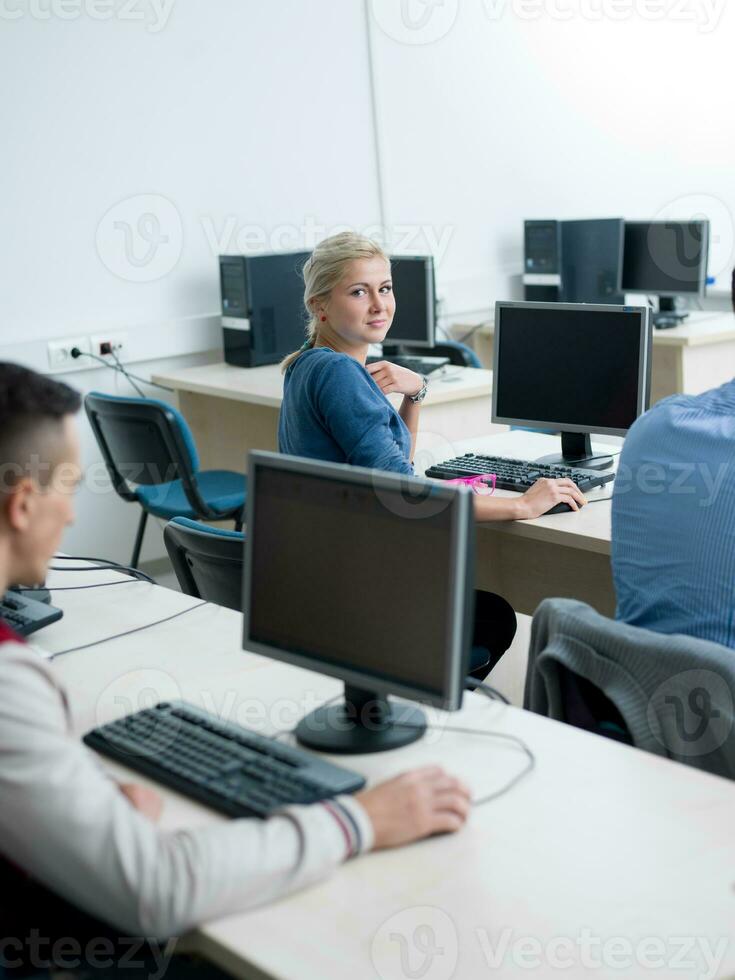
[0,591,63,637]
[366,354,450,375]
[425,453,615,493]
[84,701,366,818]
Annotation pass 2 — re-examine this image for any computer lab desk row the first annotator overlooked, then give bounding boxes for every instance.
[151,363,617,617]
[37,564,735,980]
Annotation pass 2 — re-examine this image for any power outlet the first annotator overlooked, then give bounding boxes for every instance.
[90,331,129,359]
[47,336,92,372]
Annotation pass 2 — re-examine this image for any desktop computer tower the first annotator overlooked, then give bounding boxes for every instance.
[219,252,309,368]
[523,220,562,302]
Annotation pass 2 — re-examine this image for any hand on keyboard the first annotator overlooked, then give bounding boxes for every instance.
[366,360,424,398]
[517,478,587,519]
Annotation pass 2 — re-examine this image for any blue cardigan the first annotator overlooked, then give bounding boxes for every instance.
[278,348,414,475]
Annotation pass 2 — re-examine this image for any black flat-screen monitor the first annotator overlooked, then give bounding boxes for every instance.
[493,301,652,466]
[243,452,474,753]
[387,255,436,348]
[622,221,709,297]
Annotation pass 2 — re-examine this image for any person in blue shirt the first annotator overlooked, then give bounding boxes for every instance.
[612,380,735,648]
[279,233,586,679]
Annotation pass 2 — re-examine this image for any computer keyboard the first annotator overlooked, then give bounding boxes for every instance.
[84,701,366,818]
[366,354,450,375]
[0,590,63,637]
[424,453,615,493]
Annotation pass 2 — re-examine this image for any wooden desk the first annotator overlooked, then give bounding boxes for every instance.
[463,311,735,405]
[152,361,502,473]
[424,429,617,618]
[38,567,735,980]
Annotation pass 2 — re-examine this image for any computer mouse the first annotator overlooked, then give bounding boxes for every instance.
[544,502,573,516]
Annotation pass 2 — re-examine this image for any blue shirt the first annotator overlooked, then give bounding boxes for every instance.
[612,379,735,648]
[278,348,414,475]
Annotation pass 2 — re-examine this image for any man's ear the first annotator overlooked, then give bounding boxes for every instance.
[5,479,36,534]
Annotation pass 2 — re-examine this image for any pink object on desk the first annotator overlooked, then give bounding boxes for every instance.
[446,473,496,496]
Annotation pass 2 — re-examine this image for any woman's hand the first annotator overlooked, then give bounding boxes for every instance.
[366,360,424,398]
[515,478,587,520]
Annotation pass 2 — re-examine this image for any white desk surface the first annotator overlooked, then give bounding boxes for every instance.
[470,311,735,348]
[36,565,735,980]
[153,361,492,410]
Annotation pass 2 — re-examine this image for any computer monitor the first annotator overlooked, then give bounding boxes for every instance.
[492,301,652,469]
[622,221,710,327]
[384,254,436,349]
[560,219,625,304]
[242,452,474,754]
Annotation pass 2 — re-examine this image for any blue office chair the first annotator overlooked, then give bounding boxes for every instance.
[401,340,482,368]
[85,393,247,568]
[164,517,245,611]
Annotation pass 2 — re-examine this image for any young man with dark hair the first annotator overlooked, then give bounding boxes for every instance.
[0,363,470,972]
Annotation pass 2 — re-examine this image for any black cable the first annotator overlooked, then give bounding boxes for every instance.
[16,580,139,592]
[70,349,173,393]
[110,346,145,397]
[585,495,613,505]
[48,601,209,660]
[469,678,510,705]
[50,555,155,584]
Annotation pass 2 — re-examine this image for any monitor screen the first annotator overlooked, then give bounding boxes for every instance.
[493,302,650,436]
[560,219,625,304]
[243,454,472,709]
[622,221,709,296]
[387,255,435,347]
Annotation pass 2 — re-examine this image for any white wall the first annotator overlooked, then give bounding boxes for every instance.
[367,0,735,317]
[1,0,382,561]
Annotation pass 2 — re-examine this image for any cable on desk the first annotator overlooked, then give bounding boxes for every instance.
[50,555,155,584]
[585,496,613,505]
[70,348,174,393]
[16,580,141,592]
[469,679,510,705]
[48,601,209,660]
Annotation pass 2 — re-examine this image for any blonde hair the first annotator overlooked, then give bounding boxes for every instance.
[280,231,390,372]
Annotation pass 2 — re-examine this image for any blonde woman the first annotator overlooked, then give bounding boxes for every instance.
[279,233,586,678]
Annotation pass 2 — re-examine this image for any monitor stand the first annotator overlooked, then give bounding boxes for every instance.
[294,683,427,754]
[654,298,688,330]
[536,432,614,472]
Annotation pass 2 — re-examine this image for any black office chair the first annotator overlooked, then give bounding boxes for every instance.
[399,340,481,368]
[164,517,245,611]
[85,393,247,568]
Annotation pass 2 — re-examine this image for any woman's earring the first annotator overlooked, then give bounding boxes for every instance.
[321,316,327,322]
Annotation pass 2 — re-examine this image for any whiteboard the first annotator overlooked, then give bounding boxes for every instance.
[2,0,381,343]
